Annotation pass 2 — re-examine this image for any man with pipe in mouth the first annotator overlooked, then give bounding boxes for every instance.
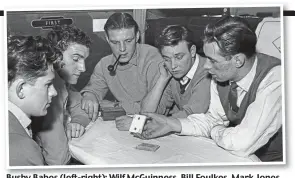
[81,12,163,129]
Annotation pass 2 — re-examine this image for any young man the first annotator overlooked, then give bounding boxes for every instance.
[141,25,211,117]
[116,25,211,130]
[32,25,92,165]
[8,35,58,166]
[142,16,282,162]
[81,12,163,119]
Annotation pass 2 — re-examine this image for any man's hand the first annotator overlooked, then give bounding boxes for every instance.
[66,123,85,140]
[81,92,99,121]
[115,115,133,131]
[159,62,172,81]
[141,112,181,139]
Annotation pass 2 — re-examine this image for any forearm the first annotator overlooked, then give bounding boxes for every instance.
[81,87,107,101]
[141,77,170,113]
[81,63,108,100]
[68,89,91,127]
[178,112,224,137]
[121,100,141,115]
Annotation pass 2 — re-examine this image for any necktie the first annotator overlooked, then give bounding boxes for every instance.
[180,78,191,94]
[228,81,239,112]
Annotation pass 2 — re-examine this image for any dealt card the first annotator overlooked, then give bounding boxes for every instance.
[135,143,160,152]
[129,114,147,134]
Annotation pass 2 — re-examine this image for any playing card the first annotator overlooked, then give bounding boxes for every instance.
[129,114,147,134]
[135,143,160,152]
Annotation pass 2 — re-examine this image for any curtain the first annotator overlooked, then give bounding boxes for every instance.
[133,9,147,44]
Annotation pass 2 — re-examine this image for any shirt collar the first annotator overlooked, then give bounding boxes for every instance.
[236,56,257,92]
[8,101,31,132]
[180,55,200,83]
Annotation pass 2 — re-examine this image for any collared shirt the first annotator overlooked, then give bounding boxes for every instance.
[234,57,257,106]
[81,43,163,114]
[8,101,32,138]
[178,56,282,157]
[157,55,211,118]
[179,55,200,91]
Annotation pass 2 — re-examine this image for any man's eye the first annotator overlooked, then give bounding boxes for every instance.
[46,83,52,87]
[126,39,132,43]
[211,59,217,63]
[111,41,118,44]
[176,55,184,60]
[163,58,170,62]
[73,57,79,61]
[207,58,215,63]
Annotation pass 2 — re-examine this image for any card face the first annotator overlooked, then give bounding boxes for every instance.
[129,114,147,134]
[135,143,160,152]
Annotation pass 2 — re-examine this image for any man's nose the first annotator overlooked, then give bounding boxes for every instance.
[119,42,126,52]
[78,60,86,72]
[204,58,212,70]
[171,59,177,69]
[50,85,58,97]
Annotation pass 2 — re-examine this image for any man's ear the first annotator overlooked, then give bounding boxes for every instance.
[190,44,197,59]
[15,79,26,99]
[135,31,140,43]
[233,53,246,68]
[105,32,110,44]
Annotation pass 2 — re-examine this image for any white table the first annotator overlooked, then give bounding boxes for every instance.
[69,120,260,165]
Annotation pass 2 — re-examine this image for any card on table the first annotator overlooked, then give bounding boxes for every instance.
[135,143,160,152]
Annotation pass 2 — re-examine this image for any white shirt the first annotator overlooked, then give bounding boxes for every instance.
[178,57,282,157]
[179,55,200,90]
[8,101,32,138]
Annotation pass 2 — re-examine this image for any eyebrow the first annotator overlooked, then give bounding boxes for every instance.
[205,56,216,62]
[161,55,171,59]
[45,78,54,84]
[73,53,85,58]
[125,37,135,40]
[174,52,185,56]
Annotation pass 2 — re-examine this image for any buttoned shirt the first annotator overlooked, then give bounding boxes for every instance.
[179,55,200,91]
[178,57,282,157]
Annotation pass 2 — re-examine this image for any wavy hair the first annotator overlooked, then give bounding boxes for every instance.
[8,35,62,85]
[47,25,91,69]
[203,16,257,59]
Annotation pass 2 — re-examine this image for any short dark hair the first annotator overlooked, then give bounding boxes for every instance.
[47,25,91,69]
[7,35,61,84]
[156,25,194,51]
[203,16,257,58]
[104,12,139,36]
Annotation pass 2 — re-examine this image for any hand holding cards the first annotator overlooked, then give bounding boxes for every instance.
[129,114,147,134]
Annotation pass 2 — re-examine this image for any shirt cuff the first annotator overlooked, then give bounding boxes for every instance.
[210,124,226,140]
[80,89,100,101]
[177,118,195,135]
